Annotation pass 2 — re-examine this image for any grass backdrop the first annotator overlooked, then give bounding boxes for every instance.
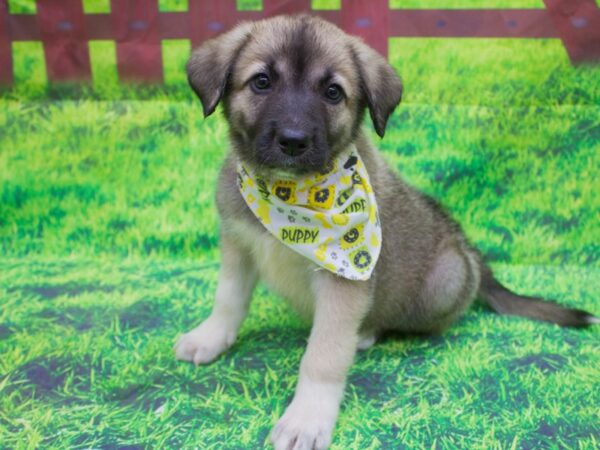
[1,6,600,450]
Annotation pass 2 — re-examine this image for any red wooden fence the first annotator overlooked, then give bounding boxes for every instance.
[0,0,598,86]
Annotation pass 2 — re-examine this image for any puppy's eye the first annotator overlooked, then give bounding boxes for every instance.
[252,73,271,92]
[325,84,343,103]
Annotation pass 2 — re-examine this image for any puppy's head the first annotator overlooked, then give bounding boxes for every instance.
[187,15,402,175]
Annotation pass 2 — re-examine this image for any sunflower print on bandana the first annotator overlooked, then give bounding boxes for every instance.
[237,146,382,281]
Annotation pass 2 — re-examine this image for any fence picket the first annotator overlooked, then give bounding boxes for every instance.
[0,0,12,85]
[37,0,92,82]
[263,0,311,16]
[341,0,388,56]
[111,0,163,82]
[189,0,238,47]
[543,0,600,63]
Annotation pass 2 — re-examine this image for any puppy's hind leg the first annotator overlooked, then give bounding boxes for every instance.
[419,244,480,332]
[174,234,257,365]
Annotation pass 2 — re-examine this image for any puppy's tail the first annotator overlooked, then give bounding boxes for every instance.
[478,266,599,328]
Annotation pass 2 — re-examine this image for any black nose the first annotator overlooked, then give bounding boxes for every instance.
[278,129,309,157]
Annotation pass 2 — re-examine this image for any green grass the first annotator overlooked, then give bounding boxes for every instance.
[1,11,599,450]
[238,0,263,11]
[7,0,36,14]
[0,258,598,449]
[82,0,110,14]
[159,0,188,12]
[312,0,341,10]
[385,38,600,267]
[2,39,598,265]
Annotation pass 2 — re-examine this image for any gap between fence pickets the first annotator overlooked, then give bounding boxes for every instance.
[0,0,599,86]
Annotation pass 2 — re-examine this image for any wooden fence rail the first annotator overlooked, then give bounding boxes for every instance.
[0,0,598,85]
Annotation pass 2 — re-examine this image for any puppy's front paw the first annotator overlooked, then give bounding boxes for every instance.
[173,317,236,365]
[270,388,340,450]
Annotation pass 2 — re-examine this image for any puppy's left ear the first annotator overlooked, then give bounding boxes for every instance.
[187,22,253,117]
[351,39,403,138]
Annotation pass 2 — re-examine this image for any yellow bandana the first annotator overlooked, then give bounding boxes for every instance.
[237,147,382,280]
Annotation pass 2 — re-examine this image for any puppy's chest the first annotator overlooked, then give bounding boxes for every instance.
[228,219,316,319]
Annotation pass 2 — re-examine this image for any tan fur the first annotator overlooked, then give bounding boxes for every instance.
[177,16,598,447]
[176,15,481,450]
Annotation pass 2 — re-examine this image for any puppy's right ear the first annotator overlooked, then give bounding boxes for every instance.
[187,23,253,117]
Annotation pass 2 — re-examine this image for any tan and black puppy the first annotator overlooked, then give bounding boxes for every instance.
[175,15,597,450]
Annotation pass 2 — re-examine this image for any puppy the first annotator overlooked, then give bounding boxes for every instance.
[175,15,598,450]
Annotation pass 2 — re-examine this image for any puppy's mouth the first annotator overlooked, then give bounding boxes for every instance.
[252,152,331,177]
[250,125,331,176]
